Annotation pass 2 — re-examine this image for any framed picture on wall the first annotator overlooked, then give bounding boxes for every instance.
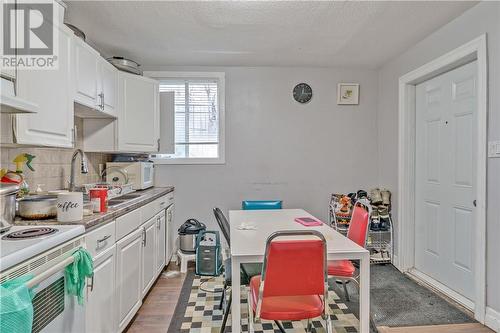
[337,83,360,105]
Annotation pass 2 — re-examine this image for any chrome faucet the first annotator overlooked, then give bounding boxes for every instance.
[69,149,89,192]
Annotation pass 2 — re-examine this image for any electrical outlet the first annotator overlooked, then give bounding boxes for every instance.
[488,141,500,158]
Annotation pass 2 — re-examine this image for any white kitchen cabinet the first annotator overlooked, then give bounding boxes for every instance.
[158,91,175,154]
[99,59,118,116]
[74,38,117,118]
[141,216,157,297]
[74,38,99,109]
[118,72,159,152]
[86,245,116,333]
[13,24,74,147]
[156,211,166,274]
[116,228,143,332]
[166,204,175,263]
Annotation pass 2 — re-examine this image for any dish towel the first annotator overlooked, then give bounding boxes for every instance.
[0,275,35,333]
[65,248,93,305]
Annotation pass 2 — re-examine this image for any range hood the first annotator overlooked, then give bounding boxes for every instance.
[0,77,38,114]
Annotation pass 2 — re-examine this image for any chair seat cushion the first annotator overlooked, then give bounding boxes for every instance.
[249,276,324,321]
[327,260,355,277]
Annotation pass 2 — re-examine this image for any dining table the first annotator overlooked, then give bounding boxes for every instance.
[229,208,370,333]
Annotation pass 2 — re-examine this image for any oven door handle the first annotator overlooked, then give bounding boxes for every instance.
[88,274,94,292]
[26,255,76,289]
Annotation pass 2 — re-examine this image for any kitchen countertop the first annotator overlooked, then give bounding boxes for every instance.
[14,186,174,232]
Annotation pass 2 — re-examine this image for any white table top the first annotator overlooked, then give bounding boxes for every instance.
[229,209,369,260]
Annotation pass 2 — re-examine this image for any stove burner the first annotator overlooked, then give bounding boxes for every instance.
[2,227,58,240]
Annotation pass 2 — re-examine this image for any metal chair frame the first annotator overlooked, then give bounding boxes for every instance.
[247,230,333,333]
[329,198,371,301]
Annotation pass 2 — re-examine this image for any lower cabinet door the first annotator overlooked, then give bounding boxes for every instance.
[116,228,143,332]
[156,211,166,274]
[86,245,116,333]
[141,217,157,297]
[166,205,175,262]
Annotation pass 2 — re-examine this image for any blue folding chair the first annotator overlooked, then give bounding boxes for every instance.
[242,200,283,210]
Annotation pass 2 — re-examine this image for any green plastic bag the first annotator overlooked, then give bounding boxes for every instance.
[0,275,35,333]
[65,248,93,305]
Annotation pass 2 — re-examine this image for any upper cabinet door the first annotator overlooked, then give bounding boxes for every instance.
[99,59,118,116]
[15,25,74,147]
[158,91,175,154]
[74,38,99,109]
[118,72,159,152]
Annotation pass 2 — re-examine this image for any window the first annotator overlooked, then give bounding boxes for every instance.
[149,72,225,164]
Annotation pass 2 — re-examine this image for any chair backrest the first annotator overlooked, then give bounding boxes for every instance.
[213,207,231,246]
[346,199,371,248]
[242,200,283,210]
[260,230,326,298]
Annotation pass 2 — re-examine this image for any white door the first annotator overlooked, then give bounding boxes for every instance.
[116,228,143,332]
[118,72,159,152]
[415,61,477,303]
[166,204,175,262]
[141,217,157,297]
[15,25,74,147]
[86,245,116,333]
[99,59,118,116]
[74,38,99,109]
[156,211,166,274]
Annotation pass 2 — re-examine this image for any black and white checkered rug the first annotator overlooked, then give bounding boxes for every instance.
[177,275,359,333]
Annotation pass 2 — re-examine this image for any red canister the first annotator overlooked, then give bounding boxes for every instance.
[89,188,108,213]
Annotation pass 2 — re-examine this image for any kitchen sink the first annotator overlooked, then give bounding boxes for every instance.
[108,193,142,207]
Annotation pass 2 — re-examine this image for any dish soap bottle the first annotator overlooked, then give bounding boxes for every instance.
[12,153,36,197]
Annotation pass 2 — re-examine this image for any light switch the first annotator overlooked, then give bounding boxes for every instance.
[488,141,500,158]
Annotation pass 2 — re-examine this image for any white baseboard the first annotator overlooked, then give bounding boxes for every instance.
[485,307,500,332]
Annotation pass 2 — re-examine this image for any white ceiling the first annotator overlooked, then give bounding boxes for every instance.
[65,1,477,69]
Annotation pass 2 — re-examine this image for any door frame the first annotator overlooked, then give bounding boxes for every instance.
[396,34,487,322]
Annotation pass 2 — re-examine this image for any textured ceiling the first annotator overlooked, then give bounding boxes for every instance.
[65,1,477,68]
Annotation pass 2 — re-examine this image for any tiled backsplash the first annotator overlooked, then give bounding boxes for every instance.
[0,118,113,192]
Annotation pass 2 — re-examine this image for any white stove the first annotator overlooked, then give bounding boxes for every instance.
[0,225,85,272]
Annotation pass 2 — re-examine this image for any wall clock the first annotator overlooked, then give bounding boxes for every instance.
[293,83,312,104]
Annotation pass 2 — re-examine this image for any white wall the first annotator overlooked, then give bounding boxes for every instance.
[377,1,500,318]
[148,66,380,232]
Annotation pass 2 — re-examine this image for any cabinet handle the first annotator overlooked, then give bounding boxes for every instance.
[157,216,161,229]
[157,138,160,152]
[142,227,146,247]
[87,274,94,292]
[98,92,104,110]
[97,234,111,246]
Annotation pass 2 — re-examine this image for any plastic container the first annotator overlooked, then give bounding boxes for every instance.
[89,188,108,213]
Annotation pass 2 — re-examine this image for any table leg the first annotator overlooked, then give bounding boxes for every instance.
[359,253,370,333]
[231,258,241,333]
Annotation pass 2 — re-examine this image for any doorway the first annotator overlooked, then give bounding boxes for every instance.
[414,60,477,308]
[397,35,487,322]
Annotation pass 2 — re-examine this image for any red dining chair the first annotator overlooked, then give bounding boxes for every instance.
[248,230,332,333]
[328,198,371,301]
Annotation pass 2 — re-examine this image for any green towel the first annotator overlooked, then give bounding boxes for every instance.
[0,275,35,333]
[65,248,93,305]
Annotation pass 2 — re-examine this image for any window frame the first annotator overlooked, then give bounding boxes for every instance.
[145,71,226,165]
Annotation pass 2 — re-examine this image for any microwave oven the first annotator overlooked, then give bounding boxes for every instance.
[106,161,154,190]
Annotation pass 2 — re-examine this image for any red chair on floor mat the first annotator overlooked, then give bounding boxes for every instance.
[248,230,333,333]
[328,198,371,301]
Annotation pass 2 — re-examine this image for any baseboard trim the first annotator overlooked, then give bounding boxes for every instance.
[485,307,500,332]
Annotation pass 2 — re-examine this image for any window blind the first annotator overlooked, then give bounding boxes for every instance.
[159,79,219,158]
